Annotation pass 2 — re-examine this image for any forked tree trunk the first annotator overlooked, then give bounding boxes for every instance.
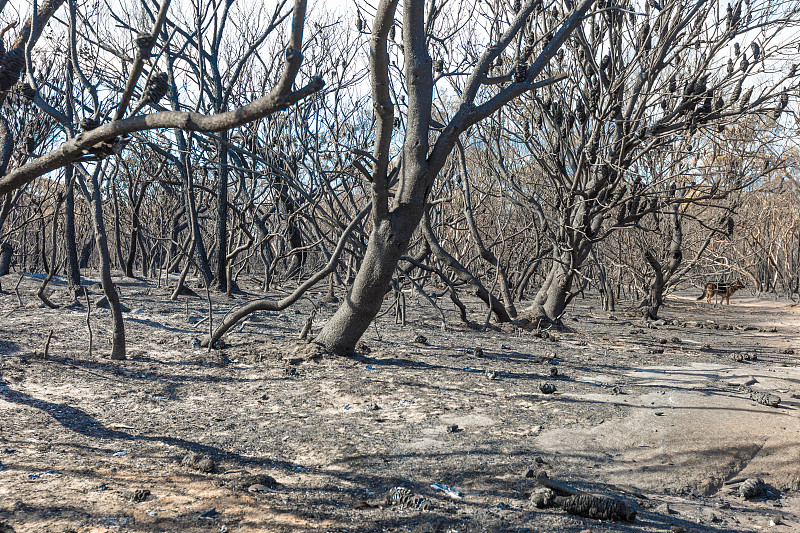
[529,257,575,323]
[642,203,683,319]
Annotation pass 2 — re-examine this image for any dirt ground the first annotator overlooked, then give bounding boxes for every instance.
[1,272,799,533]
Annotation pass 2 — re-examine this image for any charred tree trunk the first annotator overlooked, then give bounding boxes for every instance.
[165,52,213,287]
[529,253,575,324]
[167,205,186,273]
[214,135,229,290]
[124,181,150,278]
[314,214,417,354]
[63,166,81,290]
[642,203,683,320]
[0,241,11,276]
[79,233,94,269]
[86,167,126,360]
[422,208,511,323]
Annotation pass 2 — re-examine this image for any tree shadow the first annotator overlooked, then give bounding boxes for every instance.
[0,383,283,467]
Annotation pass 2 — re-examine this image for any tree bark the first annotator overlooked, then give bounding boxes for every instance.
[63,166,81,290]
[214,135,229,290]
[86,167,126,360]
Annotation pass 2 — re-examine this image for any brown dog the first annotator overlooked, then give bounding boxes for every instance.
[696,280,745,305]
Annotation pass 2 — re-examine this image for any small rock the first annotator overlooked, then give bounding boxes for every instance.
[549,366,558,377]
[473,348,484,358]
[198,507,218,518]
[769,514,783,526]
[247,484,270,493]
[445,424,459,434]
[671,336,681,343]
[227,474,278,492]
[180,453,216,473]
[414,334,428,344]
[659,338,668,344]
[781,348,794,355]
[655,502,672,514]
[538,382,557,394]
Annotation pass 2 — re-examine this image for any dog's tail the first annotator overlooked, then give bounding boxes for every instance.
[696,289,707,300]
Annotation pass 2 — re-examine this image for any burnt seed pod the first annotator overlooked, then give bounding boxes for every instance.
[739,87,753,111]
[514,62,528,83]
[553,102,563,126]
[80,117,100,131]
[734,42,741,56]
[18,81,35,101]
[741,54,749,72]
[433,59,444,73]
[751,42,760,62]
[731,80,742,104]
[0,48,25,92]
[136,32,154,59]
[141,72,170,106]
[696,76,708,95]
[727,58,734,75]
[576,100,587,123]
[668,75,676,94]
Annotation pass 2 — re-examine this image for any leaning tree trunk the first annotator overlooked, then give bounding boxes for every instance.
[314,215,417,355]
[86,167,126,360]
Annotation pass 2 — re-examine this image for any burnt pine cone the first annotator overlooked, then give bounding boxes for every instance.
[0,48,25,92]
[141,72,170,106]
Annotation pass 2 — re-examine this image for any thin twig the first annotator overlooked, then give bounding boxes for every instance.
[43,329,53,359]
[205,285,213,352]
[14,272,24,307]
